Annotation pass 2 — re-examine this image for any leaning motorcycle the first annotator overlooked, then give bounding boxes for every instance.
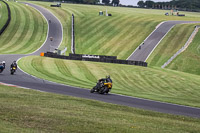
[10,66,16,75]
[90,81,112,94]
[0,66,4,73]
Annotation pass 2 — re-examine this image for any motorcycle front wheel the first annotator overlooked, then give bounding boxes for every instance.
[99,86,108,94]
[90,89,95,93]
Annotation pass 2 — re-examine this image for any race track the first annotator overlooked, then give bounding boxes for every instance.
[0,3,200,118]
[127,21,200,61]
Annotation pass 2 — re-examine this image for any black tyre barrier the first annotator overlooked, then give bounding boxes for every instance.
[44,52,148,67]
[0,0,11,36]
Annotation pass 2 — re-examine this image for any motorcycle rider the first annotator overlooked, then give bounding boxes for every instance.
[105,75,112,83]
[2,61,5,69]
[96,75,112,90]
[10,61,17,70]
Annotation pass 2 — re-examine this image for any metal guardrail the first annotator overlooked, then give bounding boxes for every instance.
[44,52,148,67]
[162,26,200,68]
[61,47,67,55]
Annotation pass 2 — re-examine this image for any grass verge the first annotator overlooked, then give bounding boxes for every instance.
[0,84,200,132]
[166,29,200,75]
[0,1,47,54]
[18,56,200,108]
[0,1,8,30]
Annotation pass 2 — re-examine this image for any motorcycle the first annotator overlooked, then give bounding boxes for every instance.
[90,81,112,94]
[0,65,5,73]
[10,66,16,75]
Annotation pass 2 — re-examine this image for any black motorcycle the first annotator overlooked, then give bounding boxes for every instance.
[10,66,16,75]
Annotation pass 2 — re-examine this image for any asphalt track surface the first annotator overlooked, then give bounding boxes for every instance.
[0,3,200,118]
[127,21,200,61]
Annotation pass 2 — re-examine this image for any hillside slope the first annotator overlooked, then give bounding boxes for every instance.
[0,1,8,31]
[166,29,200,75]
[19,56,200,107]
[0,2,47,54]
[1,84,200,132]
[30,1,200,59]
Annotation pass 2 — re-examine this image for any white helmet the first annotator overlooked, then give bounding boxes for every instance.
[2,61,5,64]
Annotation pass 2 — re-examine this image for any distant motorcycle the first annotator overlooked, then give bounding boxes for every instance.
[10,66,16,75]
[90,80,112,94]
[0,62,5,73]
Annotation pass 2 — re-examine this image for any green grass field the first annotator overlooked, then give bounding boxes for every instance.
[0,1,47,54]
[0,1,8,30]
[1,84,200,132]
[19,56,200,108]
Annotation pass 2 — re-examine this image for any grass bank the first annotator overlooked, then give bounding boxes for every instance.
[0,1,8,30]
[19,56,200,108]
[166,29,200,75]
[0,84,200,132]
[0,1,47,54]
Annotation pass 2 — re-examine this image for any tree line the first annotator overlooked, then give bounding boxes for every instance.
[137,0,200,11]
[39,0,120,5]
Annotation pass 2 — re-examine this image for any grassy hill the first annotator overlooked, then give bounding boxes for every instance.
[0,84,200,132]
[30,1,200,59]
[0,1,47,54]
[19,56,200,108]
[0,1,8,30]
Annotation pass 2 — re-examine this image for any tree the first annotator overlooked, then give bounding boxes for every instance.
[102,0,110,5]
[83,0,99,4]
[137,0,145,8]
[145,0,155,8]
[112,0,119,6]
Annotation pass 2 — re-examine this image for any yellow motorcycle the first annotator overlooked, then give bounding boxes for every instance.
[90,80,112,94]
[10,66,16,75]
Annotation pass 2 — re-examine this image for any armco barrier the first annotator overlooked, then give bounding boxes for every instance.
[44,52,148,67]
[69,53,117,60]
[0,1,11,36]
